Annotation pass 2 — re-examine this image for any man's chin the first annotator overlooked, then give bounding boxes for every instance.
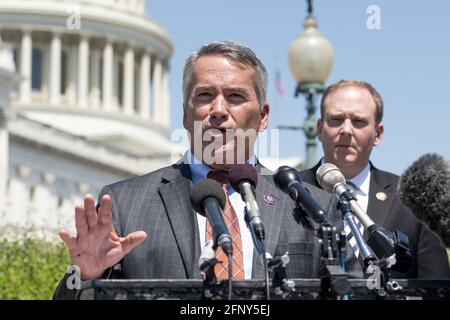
[331,154,357,167]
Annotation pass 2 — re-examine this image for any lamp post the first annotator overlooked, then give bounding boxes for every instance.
[280,0,333,169]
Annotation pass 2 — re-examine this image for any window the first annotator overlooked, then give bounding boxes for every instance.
[117,61,123,106]
[60,50,67,94]
[99,56,103,100]
[32,48,42,91]
[13,47,19,71]
[134,64,139,112]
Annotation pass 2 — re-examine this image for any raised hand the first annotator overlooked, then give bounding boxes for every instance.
[59,194,147,280]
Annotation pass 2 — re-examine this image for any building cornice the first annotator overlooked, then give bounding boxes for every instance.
[0,1,172,57]
[9,114,179,176]
[14,104,172,137]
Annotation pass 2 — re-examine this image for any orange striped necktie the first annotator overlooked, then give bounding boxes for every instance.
[205,170,245,280]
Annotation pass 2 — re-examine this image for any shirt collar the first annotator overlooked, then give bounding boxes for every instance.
[185,150,256,192]
[347,163,371,196]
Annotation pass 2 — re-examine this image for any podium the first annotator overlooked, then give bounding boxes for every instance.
[78,279,450,300]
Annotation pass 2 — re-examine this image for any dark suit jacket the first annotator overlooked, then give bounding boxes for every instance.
[299,161,450,279]
[54,161,347,299]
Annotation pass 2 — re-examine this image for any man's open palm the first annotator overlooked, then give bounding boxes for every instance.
[59,194,147,280]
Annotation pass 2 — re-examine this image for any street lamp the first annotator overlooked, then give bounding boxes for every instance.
[281,0,333,169]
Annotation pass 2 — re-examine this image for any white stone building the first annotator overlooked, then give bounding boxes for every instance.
[0,0,182,237]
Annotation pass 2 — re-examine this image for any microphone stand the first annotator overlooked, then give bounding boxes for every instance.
[292,206,351,300]
[337,199,378,272]
[267,252,296,298]
[199,240,220,300]
[244,211,271,300]
[366,226,411,296]
[246,210,296,300]
[336,199,409,297]
[199,240,234,300]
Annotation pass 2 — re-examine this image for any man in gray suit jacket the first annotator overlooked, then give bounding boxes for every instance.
[53,41,348,299]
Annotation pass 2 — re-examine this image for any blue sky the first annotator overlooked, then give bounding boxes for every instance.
[148,0,450,175]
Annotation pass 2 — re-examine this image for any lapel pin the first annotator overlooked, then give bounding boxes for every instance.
[376,192,387,201]
[263,193,279,205]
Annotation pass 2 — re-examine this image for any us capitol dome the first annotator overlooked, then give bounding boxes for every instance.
[0,0,182,236]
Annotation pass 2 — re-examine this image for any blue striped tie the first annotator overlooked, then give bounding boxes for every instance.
[343,181,365,258]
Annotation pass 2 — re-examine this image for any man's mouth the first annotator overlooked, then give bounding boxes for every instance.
[205,127,232,135]
[336,144,352,149]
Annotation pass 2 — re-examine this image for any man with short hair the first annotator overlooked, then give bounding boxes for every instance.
[299,80,450,278]
[53,41,341,299]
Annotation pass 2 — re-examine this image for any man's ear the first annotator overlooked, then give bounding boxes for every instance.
[182,106,187,129]
[317,118,324,142]
[258,103,270,131]
[374,122,384,146]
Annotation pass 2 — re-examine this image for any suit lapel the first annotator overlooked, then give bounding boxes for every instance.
[367,165,394,226]
[158,163,201,279]
[251,165,285,278]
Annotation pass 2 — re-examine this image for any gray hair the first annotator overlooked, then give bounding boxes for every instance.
[182,40,268,110]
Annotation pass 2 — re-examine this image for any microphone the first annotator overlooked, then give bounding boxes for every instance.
[229,164,265,241]
[273,166,328,224]
[316,163,375,229]
[191,178,233,256]
[398,153,450,248]
[317,163,413,272]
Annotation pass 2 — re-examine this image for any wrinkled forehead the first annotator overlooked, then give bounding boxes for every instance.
[324,86,377,116]
[191,55,257,90]
[193,54,254,75]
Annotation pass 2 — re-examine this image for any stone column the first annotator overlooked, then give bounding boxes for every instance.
[161,61,170,126]
[123,46,134,115]
[89,49,101,109]
[49,32,61,105]
[151,58,162,123]
[102,40,114,111]
[77,36,89,108]
[139,52,150,118]
[67,46,78,106]
[19,30,32,103]
[0,111,8,217]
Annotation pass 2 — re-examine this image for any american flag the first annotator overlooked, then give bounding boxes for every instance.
[275,69,286,98]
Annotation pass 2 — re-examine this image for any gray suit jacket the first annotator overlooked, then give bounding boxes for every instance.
[54,161,356,299]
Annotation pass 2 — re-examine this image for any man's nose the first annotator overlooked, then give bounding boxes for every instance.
[340,119,353,135]
[210,95,228,118]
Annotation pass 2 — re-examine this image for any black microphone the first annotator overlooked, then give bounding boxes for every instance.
[191,179,233,256]
[273,166,328,224]
[398,153,450,248]
[229,164,265,241]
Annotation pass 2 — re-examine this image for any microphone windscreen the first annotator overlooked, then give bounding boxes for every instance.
[191,178,227,215]
[273,165,301,192]
[229,164,258,191]
[316,163,346,193]
[398,153,450,247]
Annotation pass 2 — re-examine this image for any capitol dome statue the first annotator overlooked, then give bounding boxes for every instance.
[0,0,180,236]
